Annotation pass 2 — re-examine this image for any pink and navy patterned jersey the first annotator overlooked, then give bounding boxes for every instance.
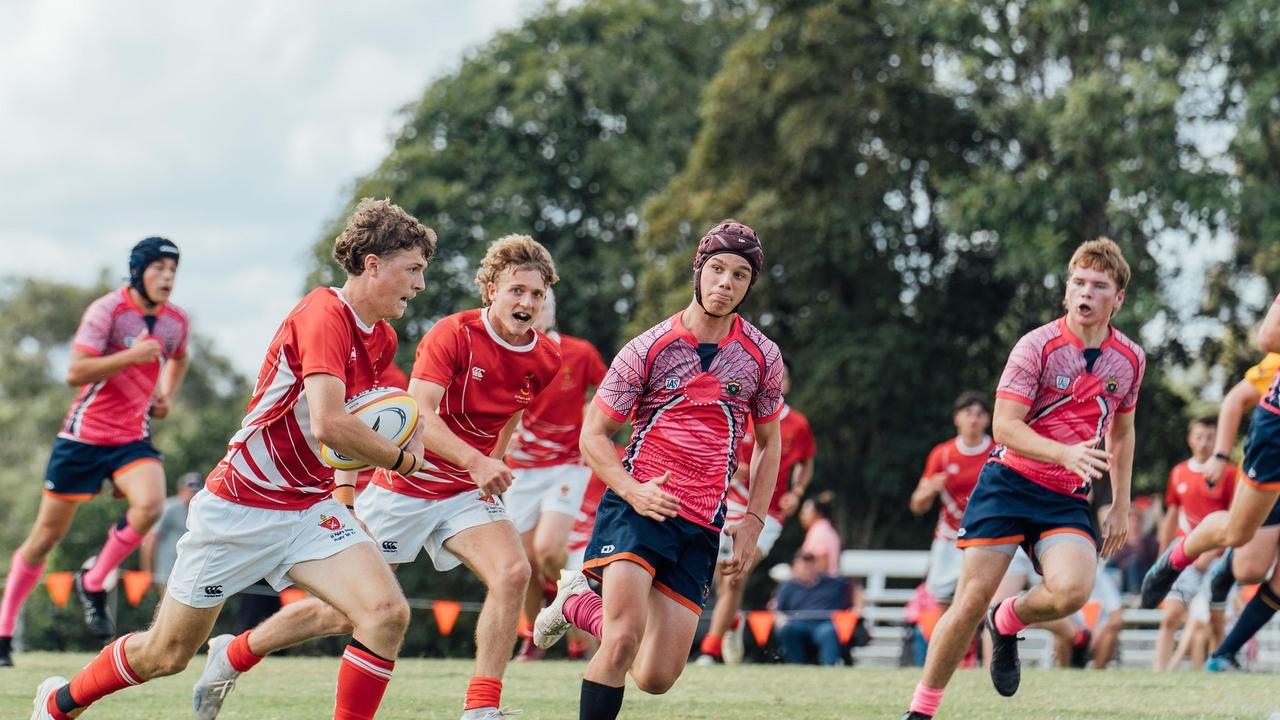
[593,311,785,530]
[992,317,1145,497]
[1260,293,1280,417]
[61,287,189,446]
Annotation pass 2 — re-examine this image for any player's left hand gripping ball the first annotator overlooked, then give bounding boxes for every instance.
[320,388,420,470]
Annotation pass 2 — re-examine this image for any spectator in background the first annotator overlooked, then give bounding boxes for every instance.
[1107,503,1159,593]
[139,472,203,593]
[774,550,856,666]
[800,491,841,576]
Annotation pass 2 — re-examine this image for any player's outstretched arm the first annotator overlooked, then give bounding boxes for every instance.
[993,396,1111,483]
[306,373,418,473]
[407,377,512,496]
[1100,410,1136,558]
[1207,378,1261,484]
[580,402,679,522]
[65,332,163,386]
[1258,299,1280,352]
[724,418,781,581]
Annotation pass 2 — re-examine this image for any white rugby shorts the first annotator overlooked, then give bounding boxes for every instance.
[167,490,370,609]
[357,484,510,570]
[504,464,592,534]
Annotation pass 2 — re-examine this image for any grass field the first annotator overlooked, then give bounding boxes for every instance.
[3,653,1278,719]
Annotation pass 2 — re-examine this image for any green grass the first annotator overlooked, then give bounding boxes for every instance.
[3,654,1277,719]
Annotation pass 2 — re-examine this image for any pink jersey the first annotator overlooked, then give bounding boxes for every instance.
[61,287,189,445]
[992,317,1145,496]
[594,311,784,530]
[921,436,993,540]
[507,333,607,469]
[1260,293,1280,417]
[206,288,397,510]
[726,407,818,522]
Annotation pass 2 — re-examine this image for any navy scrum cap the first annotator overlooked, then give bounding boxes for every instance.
[129,237,179,304]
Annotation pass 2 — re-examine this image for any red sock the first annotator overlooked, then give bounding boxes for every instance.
[994,595,1028,635]
[464,676,503,711]
[335,642,395,720]
[1072,628,1088,648]
[1169,538,1192,571]
[83,519,145,592]
[563,590,604,639]
[700,633,723,657]
[227,630,264,672]
[910,682,944,716]
[62,634,142,711]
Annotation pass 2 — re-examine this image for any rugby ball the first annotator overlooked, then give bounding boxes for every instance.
[319,387,419,471]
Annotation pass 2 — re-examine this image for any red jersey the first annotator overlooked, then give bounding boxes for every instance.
[373,308,561,500]
[992,318,1145,497]
[1165,459,1236,537]
[507,332,607,469]
[61,287,189,445]
[726,406,818,521]
[206,288,397,510]
[594,311,784,530]
[921,436,992,540]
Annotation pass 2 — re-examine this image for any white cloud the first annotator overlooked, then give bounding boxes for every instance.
[0,0,540,375]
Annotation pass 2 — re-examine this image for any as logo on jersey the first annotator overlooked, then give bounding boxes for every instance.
[664,377,680,391]
[1055,375,1070,391]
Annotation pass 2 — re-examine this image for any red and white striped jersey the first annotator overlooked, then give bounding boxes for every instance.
[61,287,189,446]
[206,288,397,510]
[725,406,818,522]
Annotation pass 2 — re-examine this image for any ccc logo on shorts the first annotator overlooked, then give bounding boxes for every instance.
[381,540,398,552]
[203,585,224,597]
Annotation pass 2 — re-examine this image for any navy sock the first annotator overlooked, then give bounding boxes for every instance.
[579,679,624,720]
[1213,584,1280,659]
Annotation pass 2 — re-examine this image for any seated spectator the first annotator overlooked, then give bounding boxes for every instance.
[800,491,841,576]
[774,550,853,665]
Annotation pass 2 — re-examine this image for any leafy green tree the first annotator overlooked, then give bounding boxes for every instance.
[306,0,755,369]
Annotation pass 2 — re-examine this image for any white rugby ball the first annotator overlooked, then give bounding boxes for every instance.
[320,387,419,471]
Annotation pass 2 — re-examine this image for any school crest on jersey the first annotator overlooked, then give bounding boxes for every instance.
[725,379,742,397]
[517,371,538,400]
[1105,377,1119,394]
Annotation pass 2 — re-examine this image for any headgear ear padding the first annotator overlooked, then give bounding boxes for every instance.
[691,221,764,316]
[129,237,180,305]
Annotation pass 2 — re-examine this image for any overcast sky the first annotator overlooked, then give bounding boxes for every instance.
[1,0,542,376]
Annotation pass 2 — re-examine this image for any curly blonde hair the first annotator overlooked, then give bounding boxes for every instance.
[1067,237,1131,291]
[474,234,558,305]
[333,198,437,275]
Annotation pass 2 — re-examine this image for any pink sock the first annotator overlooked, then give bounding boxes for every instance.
[1169,538,1192,571]
[910,682,944,716]
[1,550,45,636]
[563,590,604,639]
[994,595,1029,636]
[83,519,145,592]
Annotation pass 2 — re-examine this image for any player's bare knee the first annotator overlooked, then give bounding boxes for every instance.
[131,500,165,529]
[496,556,533,595]
[536,546,566,574]
[633,670,677,695]
[359,595,410,636]
[1224,525,1258,549]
